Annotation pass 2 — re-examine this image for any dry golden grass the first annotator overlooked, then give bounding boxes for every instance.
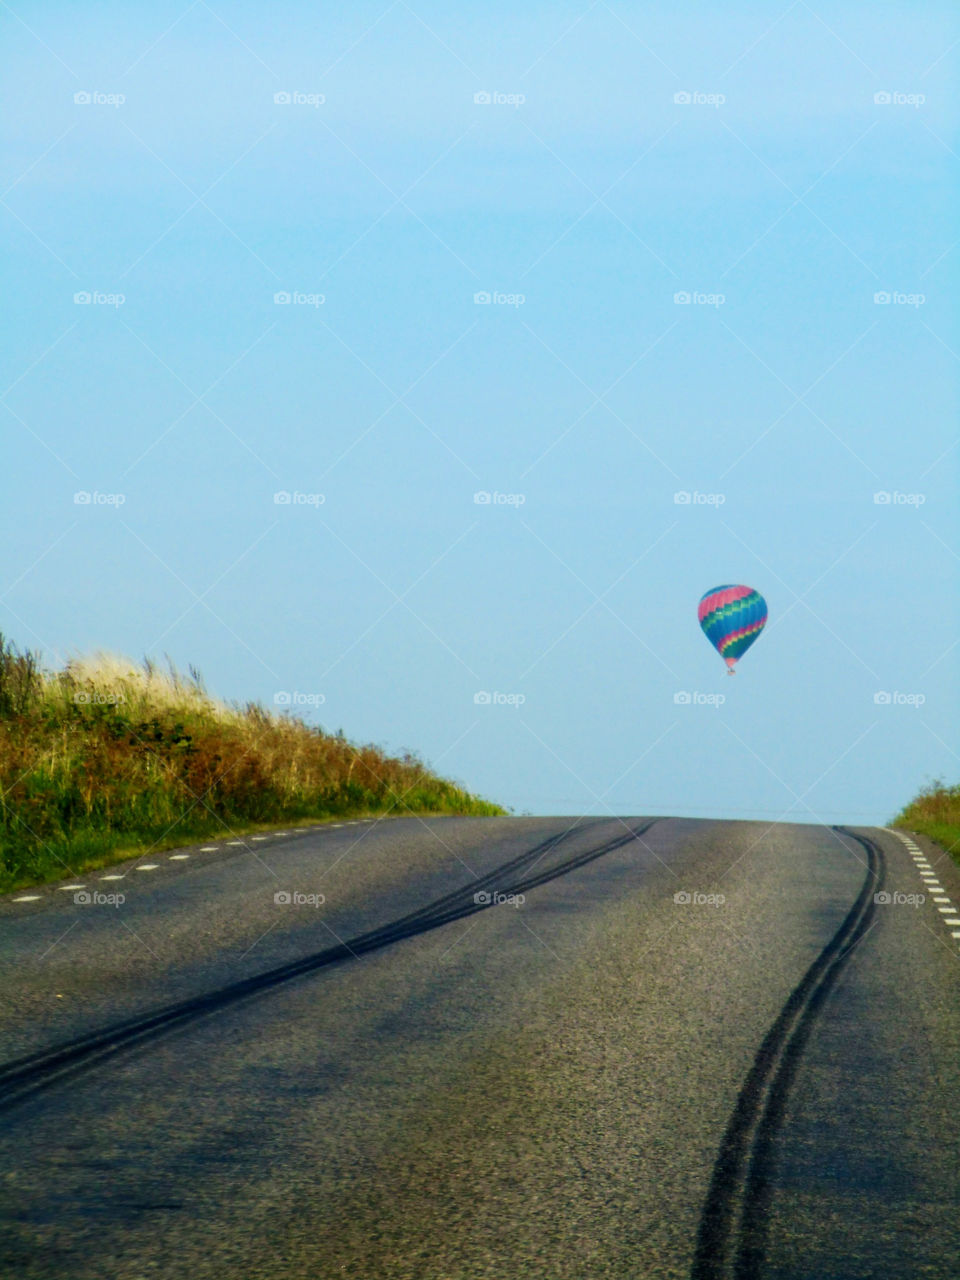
[0,638,503,890]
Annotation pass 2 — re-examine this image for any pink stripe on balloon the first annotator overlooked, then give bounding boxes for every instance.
[697,584,753,621]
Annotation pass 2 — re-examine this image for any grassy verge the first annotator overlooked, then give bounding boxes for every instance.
[892,779,960,866]
[0,638,504,892]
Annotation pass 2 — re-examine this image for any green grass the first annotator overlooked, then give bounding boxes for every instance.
[892,779,960,866]
[0,637,504,892]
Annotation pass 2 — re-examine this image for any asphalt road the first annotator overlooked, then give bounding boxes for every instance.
[1,815,959,1278]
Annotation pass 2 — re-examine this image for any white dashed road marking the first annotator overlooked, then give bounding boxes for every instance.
[6,819,378,907]
[886,828,959,951]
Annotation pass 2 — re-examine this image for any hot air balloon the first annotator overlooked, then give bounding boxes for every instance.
[698,585,767,674]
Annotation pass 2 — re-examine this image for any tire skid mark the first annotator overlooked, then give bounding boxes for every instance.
[690,826,883,1280]
[0,819,658,1115]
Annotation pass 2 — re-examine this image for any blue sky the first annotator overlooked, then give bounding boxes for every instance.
[2,1,957,823]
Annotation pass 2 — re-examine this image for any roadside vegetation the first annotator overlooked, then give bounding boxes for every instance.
[893,779,960,864]
[0,636,503,891]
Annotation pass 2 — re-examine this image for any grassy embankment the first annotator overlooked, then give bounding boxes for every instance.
[893,780,960,865]
[0,637,503,892]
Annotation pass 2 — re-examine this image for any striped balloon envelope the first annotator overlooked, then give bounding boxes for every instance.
[698,585,767,673]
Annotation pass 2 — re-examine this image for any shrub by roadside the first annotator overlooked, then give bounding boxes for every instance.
[893,779,960,866]
[0,637,503,891]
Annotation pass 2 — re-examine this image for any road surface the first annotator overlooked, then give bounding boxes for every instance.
[1,815,959,1278]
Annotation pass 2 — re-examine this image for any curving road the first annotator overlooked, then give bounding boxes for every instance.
[1,816,959,1278]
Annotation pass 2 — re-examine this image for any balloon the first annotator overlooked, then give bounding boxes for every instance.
[698,585,767,673]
